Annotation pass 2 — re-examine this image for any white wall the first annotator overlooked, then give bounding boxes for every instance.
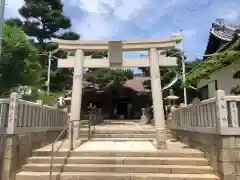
[197,60,240,98]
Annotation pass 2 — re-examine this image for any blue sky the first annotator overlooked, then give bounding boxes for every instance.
[5,0,240,73]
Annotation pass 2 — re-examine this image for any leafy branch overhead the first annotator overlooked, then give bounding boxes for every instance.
[185,39,240,85]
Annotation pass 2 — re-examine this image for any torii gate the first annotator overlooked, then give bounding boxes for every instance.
[52,35,183,149]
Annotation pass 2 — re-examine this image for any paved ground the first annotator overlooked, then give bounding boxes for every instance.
[73,139,200,153]
[74,141,157,152]
[36,121,200,153]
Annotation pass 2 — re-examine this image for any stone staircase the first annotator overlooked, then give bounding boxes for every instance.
[16,147,219,180]
[15,122,219,180]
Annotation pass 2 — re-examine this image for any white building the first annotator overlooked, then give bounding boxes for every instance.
[197,60,240,99]
[193,21,240,100]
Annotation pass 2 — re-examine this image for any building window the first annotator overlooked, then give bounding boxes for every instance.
[198,85,209,100]
[215,80,218,90]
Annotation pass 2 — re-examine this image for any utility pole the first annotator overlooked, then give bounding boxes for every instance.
[46,48,59,95]
[172,32,187,105]
[47,51,52,95]
[0,0,5,57]
[180,35,187,105]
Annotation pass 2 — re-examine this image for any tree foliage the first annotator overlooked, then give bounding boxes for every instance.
[19,0,71,45]
[0,24,41,95]
[84,69,134,91]
[5,18,23,28]
[16,0,83,92]
[186,39,240,85]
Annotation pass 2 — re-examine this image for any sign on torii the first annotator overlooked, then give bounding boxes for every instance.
[52,35,183,149]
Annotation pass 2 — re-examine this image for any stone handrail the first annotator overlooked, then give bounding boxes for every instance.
[0,93,68,134]
[0,99,9,133]
[169,90,240,135]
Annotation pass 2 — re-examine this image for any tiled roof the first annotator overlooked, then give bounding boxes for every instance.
[64,75,150,98]
[210,23,238,42]
[204,22,240,57]
[123,76,150,92]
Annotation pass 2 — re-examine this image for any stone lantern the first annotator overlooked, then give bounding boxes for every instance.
[164,89,179,106]
[164,89,179,120]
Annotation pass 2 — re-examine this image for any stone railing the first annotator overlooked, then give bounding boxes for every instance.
[169,90,240,135]
[0,93,68,135]
[0,93,68,180]
[168,90,240,180]
[0,99,9,134]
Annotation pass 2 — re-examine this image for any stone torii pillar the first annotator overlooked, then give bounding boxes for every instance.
[70,49,84,141]
[149,48,166,149]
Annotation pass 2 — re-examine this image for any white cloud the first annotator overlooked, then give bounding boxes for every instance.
[68,0,117,14]
[5,0,24,18]
[68,0,153,39]
[69,0,150,21]
[72,13,121,40]
[4,0,240,57]
[211,1,240,24]
[113,0,150,21]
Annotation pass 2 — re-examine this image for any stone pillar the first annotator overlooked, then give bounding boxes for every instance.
[149,48,166,149]
[70,49,84,141]
[215,90,228,134]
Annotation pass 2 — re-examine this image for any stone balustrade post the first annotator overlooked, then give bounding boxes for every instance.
[7,93,20,135]
[2,93,20,180]
[36,100,43,105]
[215,90,228,134]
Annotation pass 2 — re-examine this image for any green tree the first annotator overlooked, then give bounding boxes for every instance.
[5,18,23,28]
[19,0,71,45]
[13,0,113,92]
[84,69,134,91]
[17,0,82,91]
[0,24,41,95]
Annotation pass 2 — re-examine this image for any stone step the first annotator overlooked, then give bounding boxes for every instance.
[22,164,213,174]
[32,149,202,158]
[27,157,67,164]
[32,150,69,157]
[70,150,204,158]
[66,156,208,166]
[16,172,59,180]
[22,164,63,172]
[60,172,220,180]
[27,156,208,166]
[80,137,157,141]
[82,137,177,141]
[16,172,220,180]
[92,134,156,138]
[80,129,173,134]
[79,136,175,141]
[80,129,156,134]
